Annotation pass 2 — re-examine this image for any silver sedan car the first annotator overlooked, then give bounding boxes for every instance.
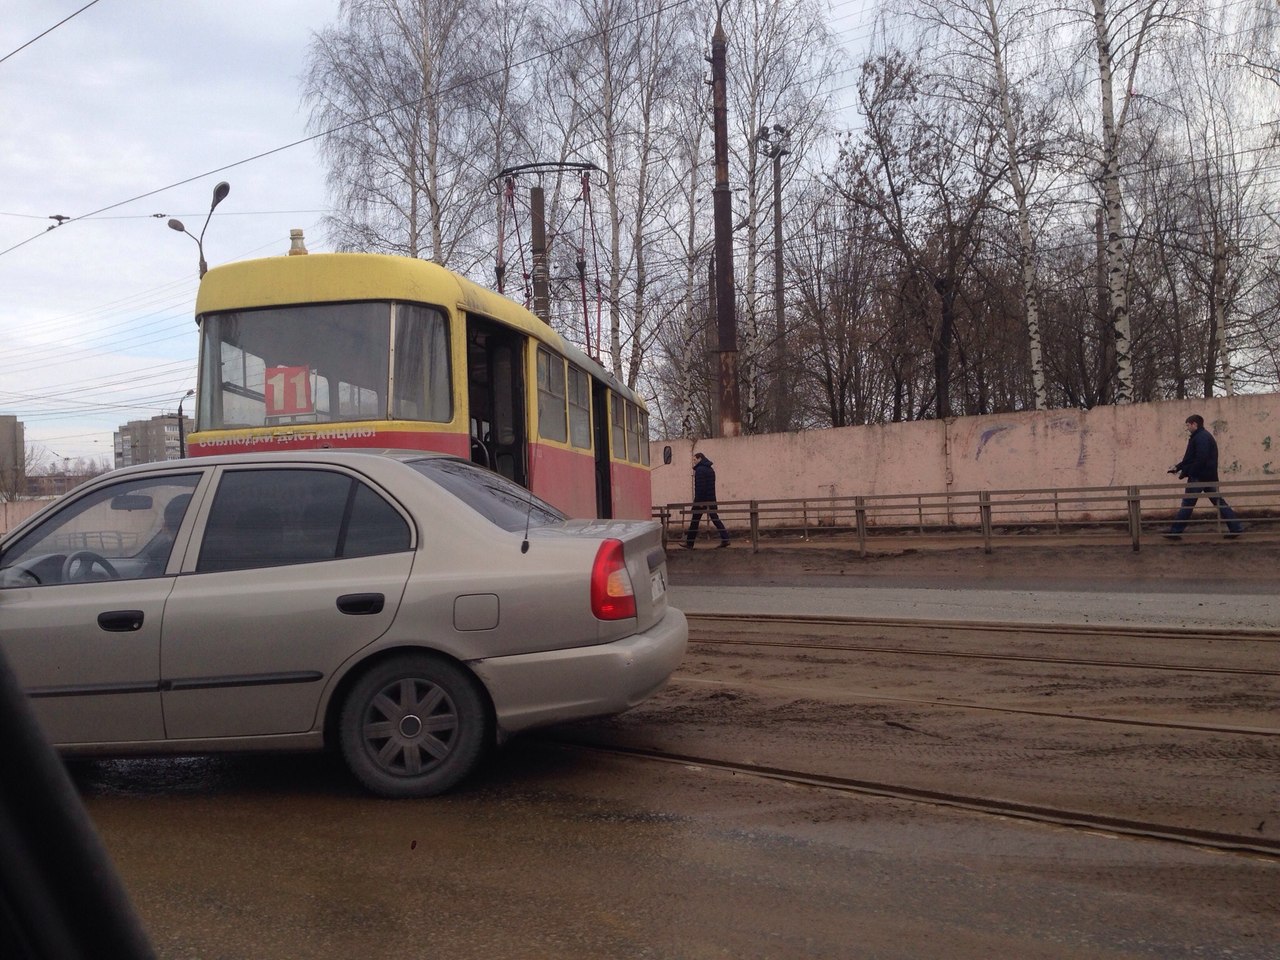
[0,451,686,797]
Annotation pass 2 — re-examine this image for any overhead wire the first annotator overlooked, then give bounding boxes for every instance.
[0,0,712,262]
[0,0,104,67]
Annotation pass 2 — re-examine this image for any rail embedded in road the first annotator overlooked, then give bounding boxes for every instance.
[547,739,1280,860]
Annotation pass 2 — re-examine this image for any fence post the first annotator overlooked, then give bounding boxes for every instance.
[979,490,993,554]
[750,500,760,553]
[1127,484,1141,552]
[658,506,670,548]
[802,500,810,541]
[855,496,867,558]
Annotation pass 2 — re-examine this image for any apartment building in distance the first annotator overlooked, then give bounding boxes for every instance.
[113,414,195,468]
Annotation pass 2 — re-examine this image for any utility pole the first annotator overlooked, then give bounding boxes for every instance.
[707,256,719,430]
[710,15,741,437]
[530,185,551,324]
[496,177,512,296]
[757,124,790,433]
[494,162,600,332]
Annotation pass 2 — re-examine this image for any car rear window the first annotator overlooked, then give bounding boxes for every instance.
[406,458,566,532]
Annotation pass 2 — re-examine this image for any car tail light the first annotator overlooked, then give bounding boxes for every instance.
[590,539,636,621]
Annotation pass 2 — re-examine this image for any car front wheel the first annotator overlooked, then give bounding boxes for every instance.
[338,654,489,798]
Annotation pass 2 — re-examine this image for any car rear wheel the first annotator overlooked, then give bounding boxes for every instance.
[338,654,489,798]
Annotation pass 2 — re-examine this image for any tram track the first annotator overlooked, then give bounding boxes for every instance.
[686,612,1280,644]
[673,675,1280,737]
[687,635,1280,678]
[686,612,1280,679]
[550,739,1280,859]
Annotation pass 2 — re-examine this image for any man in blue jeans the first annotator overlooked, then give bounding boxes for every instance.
[1165,414,1244,539]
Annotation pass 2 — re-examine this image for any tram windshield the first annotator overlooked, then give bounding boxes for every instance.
[198,302,452,430]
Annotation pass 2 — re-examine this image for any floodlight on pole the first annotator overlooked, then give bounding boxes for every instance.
[166,181,231,278]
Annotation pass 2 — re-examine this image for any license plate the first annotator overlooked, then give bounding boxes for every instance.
[650,568,667,602]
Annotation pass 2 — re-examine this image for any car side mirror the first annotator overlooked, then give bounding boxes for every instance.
[662,445,672,466]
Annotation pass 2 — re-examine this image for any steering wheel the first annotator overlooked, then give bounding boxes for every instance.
[61,550,120,582]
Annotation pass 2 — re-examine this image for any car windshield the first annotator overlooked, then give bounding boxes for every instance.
[198,302,452,430]
[406,458,566,532]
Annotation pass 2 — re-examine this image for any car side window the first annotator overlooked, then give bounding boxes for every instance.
[344,483,412,558]
[196,469,410,573]
[0,475,201,587]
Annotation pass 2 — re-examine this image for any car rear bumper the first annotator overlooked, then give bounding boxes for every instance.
[470,608,688,736]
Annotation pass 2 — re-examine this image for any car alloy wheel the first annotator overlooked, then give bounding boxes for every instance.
[338,654,488,798]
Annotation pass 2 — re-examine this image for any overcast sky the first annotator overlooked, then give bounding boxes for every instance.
[1,0,341,464]
[1,0,874,468]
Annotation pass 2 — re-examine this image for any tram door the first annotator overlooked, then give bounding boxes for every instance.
[466,316,526,486]
[592,380,614,518]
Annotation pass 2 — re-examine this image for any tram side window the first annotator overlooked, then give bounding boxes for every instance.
[625,402,642,463]
[536,348,568,443]
[611,394,627,460]
[568,366,592,450]
[392,304,452,422]
[638,408,650,465]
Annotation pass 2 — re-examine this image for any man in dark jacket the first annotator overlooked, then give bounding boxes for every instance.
[683,452,730,548]
[1165,414,1243,538]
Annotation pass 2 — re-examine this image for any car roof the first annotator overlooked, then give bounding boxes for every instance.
[101,448,452,477]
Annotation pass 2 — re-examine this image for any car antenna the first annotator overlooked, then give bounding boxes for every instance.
[521,447,535,554]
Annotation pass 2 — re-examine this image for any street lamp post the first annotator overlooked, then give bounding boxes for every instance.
[48,451,71,495]
[755,125,791,433]
[167,181,231,278]
[176,389,195,459]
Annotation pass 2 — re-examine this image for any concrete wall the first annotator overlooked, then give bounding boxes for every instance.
[6,394,1276,533]
[651,394,1280,511]
[1,499,50,535]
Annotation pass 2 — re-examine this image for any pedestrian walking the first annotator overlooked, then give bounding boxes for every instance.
[1165,414,1244,539]
[683,452,730,548]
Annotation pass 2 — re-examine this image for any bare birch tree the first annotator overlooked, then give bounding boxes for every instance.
[894,0,1061,409]
[839,52,1005,419]
[304,0,502,266]
[530,0,695,387]
[1161,6,1279,398]
[1076,0,1188,404]
[788,185,898,427]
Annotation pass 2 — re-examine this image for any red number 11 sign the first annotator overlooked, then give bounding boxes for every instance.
[265,366,313,416]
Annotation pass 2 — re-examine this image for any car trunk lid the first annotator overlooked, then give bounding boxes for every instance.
[552,519,669,633]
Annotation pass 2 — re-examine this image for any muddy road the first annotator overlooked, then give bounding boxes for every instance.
[75,604,1279,959]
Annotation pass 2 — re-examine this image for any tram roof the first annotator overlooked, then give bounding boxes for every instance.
[196,252,642,405]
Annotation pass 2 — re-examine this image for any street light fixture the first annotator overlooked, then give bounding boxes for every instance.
[167,181,231,278]
[755,124,791,433]
[176,389,195,459]
[47,450,72,496]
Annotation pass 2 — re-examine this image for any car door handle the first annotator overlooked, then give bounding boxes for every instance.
[337,593,385,616]
[98,610,144,632]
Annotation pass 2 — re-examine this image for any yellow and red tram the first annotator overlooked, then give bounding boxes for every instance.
[187,246,651,519]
